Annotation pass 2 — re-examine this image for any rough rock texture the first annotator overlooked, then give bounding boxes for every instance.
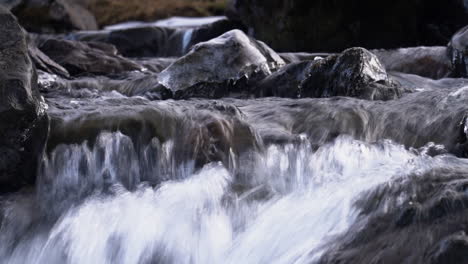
[37,38,142,76]
[258,48,401,100]
[373,47,452,80]
[448,25,468,78]
[0,7,49,192]
[229,0,468,52]
[158,29,285,98]
[9,0,98,33]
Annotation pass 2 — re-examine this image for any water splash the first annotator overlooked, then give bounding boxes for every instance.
[0,134,457,264]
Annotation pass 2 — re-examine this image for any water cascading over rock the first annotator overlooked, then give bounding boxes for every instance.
[2,1,468,263]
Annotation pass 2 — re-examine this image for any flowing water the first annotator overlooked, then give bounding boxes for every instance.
[1,120,464,263]
[4,12,468,263]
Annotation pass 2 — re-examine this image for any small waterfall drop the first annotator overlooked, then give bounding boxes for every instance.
[0,133,453,264]
[182,29,194,54]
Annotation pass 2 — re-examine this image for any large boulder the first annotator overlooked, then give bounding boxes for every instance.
[228,0,468,52]
[9,0,98,33]
[0,7,49,192]
[158,29,285,98]
[37,38,142,76]
[257,48,402,100]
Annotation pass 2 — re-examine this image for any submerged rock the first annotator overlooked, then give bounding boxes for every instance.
[37,38,142,76]
[158,29,285,98]
[0,7,48,192]
[258,48,401,100]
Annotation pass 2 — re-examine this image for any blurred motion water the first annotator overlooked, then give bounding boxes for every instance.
[1,133,457,264]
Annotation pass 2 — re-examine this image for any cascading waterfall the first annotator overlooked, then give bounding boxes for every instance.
[0,131,458,264]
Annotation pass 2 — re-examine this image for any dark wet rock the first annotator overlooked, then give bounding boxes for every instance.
[158,29,284,98]
[37,38,142,76]
[0,7,48,192]
[258,48,401,100]
[10,0,98,33]
[37,29,285,100]
[256,60,313,98]
[174,65,271,100]
[229,0,468,52]
[448,25,468,78]
[69,18,243,58]
[373,47,452,80]
[27,36,70,78]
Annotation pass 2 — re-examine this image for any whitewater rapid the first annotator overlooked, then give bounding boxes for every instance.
[0,133,456,264]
